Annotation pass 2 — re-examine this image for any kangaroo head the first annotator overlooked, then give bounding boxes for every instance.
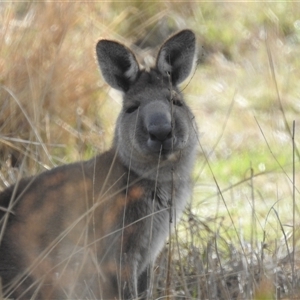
[96,30,197,180]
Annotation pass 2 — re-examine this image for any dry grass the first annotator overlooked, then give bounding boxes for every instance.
[0,2,300,299]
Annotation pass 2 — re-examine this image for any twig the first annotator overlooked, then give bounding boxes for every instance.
[292,120,296,293]
[265,28,300,159]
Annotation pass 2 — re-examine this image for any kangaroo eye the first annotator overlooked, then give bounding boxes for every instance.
[172,99,183,107]
[169,90,183,107]
[125,105,139,114]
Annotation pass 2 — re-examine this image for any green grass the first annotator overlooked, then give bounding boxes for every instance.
[212,149,289,180]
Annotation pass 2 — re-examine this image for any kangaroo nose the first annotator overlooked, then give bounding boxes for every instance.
[148,123,172,142]
[146,112,173,152]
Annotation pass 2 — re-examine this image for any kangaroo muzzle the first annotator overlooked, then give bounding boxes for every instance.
[144,101,174,153]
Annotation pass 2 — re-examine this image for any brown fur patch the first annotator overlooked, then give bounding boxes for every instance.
[128,186,144,200]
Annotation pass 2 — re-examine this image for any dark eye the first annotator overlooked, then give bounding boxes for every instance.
[125,105,139,114]
[172,99,183,107]
[170,90,183,107]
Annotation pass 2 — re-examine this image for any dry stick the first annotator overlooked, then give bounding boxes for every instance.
[265,30,300,160]
[174,230,191,299]
[249,166,256,294]
[254,113,299,296]
[265,38,299,294]
[213,230,231,300]
[180,58,199,93]
[119,106,141,298]
[165,170,173,300]
[0,277,3,300]
[271,208,293,275]
[165,72,174,300]
[91,151,101,296]
[68,115,92,298]
[147,146,162,300]
[292,120,296,294]
[263,195,294,296]
[254,117,300,194]
[196,90,236,179]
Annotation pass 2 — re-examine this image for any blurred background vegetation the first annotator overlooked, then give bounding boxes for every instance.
[0,1,299,299]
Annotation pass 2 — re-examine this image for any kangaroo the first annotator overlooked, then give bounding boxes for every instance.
[0,29,198,299]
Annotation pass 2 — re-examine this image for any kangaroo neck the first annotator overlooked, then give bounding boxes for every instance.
[111,143,181,183]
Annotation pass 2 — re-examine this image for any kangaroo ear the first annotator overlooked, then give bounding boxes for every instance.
[156,30,196,86]
[96,40,139,92]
